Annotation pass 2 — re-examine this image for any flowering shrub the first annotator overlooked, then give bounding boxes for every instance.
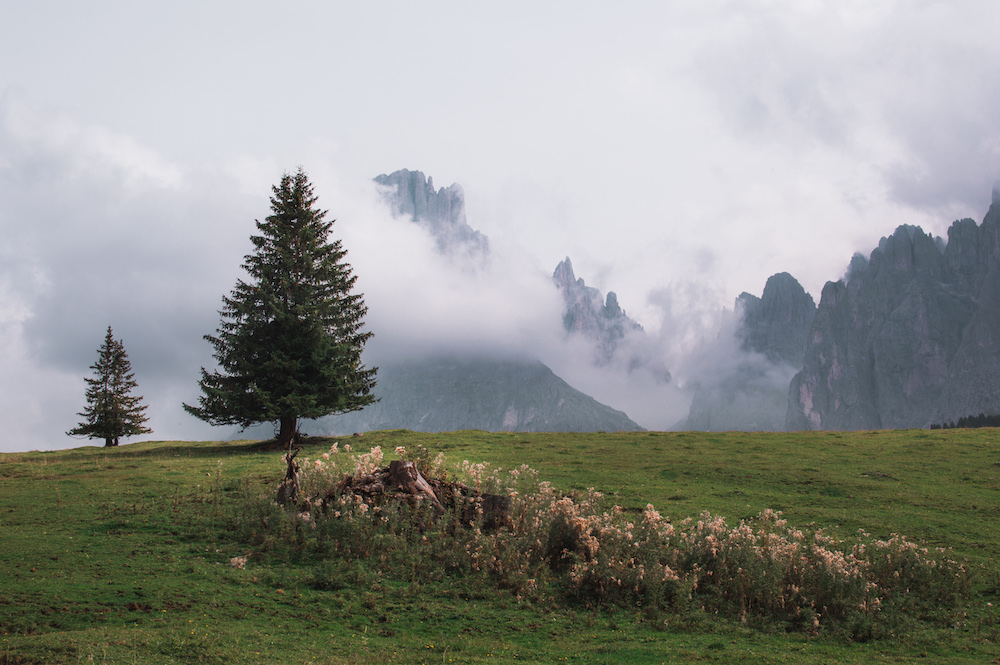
[228,444,972,639]
[398,444,448,480]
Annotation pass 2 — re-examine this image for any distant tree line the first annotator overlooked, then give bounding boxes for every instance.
[930,413,1000,429]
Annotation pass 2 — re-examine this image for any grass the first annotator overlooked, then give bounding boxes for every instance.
[1,429,999,663]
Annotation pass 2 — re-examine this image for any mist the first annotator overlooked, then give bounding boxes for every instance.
[0,99,270,449]
[331,175,696,432]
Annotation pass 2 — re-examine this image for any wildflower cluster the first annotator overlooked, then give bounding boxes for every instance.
[292,441,346,498]
[460,459,538,496]
[397,444,448,479]
[352,445,382,476]
[228,447,971,638]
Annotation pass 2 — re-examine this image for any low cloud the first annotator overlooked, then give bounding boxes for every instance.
[687,1,1000,218]
[0,98,262,449]
[8,0,1000,453]
[0,103,631,450]
[331,179,697,430]
[335,194,567,366]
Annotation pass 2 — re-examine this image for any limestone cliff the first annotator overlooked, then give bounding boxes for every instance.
[684,273,815,431]
[788,194,1000,430]
[737,272,817,366]
[374,169,489,257]
[553,257,670,382]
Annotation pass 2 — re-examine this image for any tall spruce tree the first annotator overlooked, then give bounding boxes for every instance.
[184,169,376,448]
[68,326,152,447]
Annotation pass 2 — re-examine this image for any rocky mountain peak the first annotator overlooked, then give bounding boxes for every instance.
[787,197,1000,431]
[553,256,578,290]
[683,272,814,432]
[553,257,640,340]
[867,224,947,283]
[553,257,670,382]
[737,272,816,366]
[374,169,489,257]
[604,291,623,319]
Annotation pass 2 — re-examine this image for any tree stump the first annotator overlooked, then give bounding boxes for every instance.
[387,460,440,506]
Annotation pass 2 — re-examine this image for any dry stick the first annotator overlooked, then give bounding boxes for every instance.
[276,448,301,505]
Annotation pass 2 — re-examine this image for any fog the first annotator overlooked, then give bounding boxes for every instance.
[335,175,694,432]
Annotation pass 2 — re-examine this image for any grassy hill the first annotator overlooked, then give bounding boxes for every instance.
[2,429,999,663]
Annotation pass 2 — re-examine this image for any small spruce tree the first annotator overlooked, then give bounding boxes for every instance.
[68,326,152,447]
[184,168,377,448]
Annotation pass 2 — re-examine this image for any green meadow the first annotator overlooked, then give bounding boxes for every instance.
[2,428,999,664]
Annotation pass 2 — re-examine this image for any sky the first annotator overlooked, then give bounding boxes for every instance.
[3,1,1000,451]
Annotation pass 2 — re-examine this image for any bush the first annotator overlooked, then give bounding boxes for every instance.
[224,443,972,638]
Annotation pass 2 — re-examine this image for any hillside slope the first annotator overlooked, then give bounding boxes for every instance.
[243,356,644,437]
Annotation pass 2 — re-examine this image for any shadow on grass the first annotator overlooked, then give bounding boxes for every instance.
[107,436,349,460]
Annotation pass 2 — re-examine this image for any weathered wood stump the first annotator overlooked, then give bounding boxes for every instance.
[286,457,513,533]
[387,460,440,506]
[482,493,512,531]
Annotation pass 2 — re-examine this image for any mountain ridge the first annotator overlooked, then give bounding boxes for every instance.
[239,356,643,437]
[374,169,489,257]
[788,197,1000,430]
[553,257,671,382]
[682,272,815,431]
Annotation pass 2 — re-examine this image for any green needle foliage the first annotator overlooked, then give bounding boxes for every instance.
[67,326,151,447]
[184,168,377,448]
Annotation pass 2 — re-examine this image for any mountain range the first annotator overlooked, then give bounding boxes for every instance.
[247,168,1000,437]
[688,189,1000,431]
[787,192,1000,430]
[243,356,642,438]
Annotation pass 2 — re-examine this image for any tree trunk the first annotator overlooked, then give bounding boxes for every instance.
[277,416,298,450]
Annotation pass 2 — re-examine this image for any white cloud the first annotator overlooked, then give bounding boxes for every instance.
[0,93,184,190]
[334,182,568,363]
[0,98,265,450]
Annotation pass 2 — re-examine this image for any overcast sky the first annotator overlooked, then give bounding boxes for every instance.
[3,1,1000,451]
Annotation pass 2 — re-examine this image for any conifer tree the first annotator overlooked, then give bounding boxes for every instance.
[184,168,377,448]
[68,326,152,447]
